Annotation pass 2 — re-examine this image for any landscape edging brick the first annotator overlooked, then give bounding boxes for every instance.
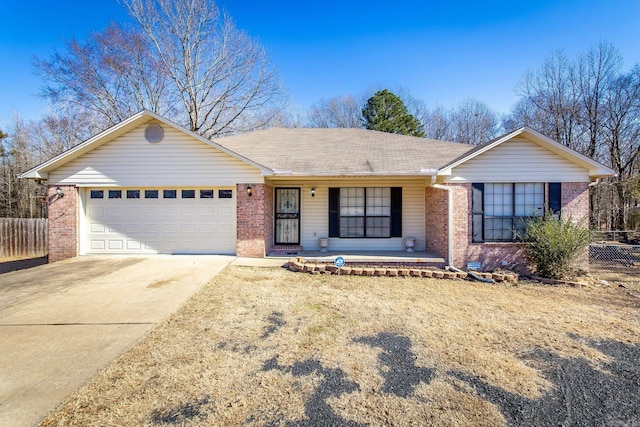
[286,258,519,283]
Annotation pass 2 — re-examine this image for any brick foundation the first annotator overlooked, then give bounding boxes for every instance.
[47,185,79,263]
[236,183,273,257]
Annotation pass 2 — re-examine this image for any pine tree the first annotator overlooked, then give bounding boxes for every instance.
[362,89,425,137]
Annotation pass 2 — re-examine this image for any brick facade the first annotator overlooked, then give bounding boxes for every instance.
[561,182,590,222]
[561,182,590,269]
[425,182,590,273]
[47,185,79,263]
[424,187,448,258]
[236,183,274,257]
[264,185,274,255]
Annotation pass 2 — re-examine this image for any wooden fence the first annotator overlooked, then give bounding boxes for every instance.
[0,218,48,259]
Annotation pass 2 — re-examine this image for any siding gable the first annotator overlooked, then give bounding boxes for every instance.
[48,121,264,186]
[445,137,590,183]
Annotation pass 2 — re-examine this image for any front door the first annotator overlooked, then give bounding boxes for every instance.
[275,188,300,245]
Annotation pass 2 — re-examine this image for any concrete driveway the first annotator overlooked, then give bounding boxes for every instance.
[0,255,234,427]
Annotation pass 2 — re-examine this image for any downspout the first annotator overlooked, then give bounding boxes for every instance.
[430,180,454,268]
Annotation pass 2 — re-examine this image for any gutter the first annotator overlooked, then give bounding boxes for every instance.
[430,182,454,268]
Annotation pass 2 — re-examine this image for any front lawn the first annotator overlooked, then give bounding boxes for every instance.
[42,266,640,426]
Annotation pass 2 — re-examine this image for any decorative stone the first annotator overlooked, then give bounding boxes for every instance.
[422,270,433,278]
[351,267,364,275]
[398,269,410,276]
[362,268,375,276]
[432,271,444,279]
[303,264,316,273]
[288,261,304,272]
[326,265,339,273]
[316,265,326,272]
[374,268,387,276]
[410,269,422,277]
[442,272,456,279]
[386,269,398,277]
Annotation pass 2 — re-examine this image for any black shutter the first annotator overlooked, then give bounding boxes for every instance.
[472,183,484,243]
[329,188,339,237]
[390,187,402,237]
[549,183,561,216]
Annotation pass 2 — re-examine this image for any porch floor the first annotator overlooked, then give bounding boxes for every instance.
[266,250,445,265]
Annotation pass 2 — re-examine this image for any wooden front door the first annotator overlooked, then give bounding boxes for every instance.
[275,188,300,245]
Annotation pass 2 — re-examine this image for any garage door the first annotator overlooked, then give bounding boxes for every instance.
[85,188,236,254]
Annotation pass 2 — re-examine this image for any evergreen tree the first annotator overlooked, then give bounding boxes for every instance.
[362,89,425,137]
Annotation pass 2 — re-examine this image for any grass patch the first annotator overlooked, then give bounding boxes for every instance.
[41,266,640,426]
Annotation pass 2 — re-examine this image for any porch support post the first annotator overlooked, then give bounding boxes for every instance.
[430,184,454,267]
[47,185,79,263]
[236,183,273,257]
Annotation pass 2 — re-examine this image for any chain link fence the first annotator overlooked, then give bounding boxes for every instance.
[589,243,640,279]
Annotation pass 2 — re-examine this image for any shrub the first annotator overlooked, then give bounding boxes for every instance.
[520,215,592,279]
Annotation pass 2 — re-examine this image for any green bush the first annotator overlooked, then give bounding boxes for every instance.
[520,215,592,279]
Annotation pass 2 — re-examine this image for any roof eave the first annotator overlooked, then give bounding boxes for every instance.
[272,171,439,177]
[19,170,47,179]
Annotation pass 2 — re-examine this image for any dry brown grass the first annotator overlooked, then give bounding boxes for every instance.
[41,266,640,426]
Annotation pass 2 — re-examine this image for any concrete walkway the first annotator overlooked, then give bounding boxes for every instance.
[0,255,234,427]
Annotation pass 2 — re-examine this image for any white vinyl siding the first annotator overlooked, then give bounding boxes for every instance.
[272,179,426,252]
[48,121,263,186]
[445,138,590,183]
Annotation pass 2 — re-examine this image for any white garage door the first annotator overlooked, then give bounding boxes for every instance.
[85,188,236,254]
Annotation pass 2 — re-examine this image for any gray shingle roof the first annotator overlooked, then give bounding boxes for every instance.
[215,128,474,175]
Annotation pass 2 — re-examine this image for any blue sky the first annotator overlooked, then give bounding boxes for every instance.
[1,0,640,125]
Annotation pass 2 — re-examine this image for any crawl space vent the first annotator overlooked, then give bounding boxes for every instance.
[145,124,164,143]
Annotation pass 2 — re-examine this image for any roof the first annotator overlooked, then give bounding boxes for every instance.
[20,110,615,180]
[214,128,473,176]
[437,126,616,179]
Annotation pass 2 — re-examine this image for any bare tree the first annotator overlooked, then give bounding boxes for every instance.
[35,0,287,138]
[598,66,640,228]
[449,99,499,145]
[0,115,46,218]
[29,110,104,161]
[577,42,623,159]
[515,50,583,151]
[420,100,499,145]
[122,0,287,137]
[35,23,170,126]
[307,95,363,128]
[421,105,453,141]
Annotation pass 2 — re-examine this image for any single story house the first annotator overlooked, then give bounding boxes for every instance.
[21,110,614,269]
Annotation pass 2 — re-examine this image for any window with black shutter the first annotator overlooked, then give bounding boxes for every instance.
[472,182,560,242]
[328,187,401,238]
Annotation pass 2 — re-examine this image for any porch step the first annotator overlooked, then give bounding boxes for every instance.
[267,251,446,268]
[270,245,304,255]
